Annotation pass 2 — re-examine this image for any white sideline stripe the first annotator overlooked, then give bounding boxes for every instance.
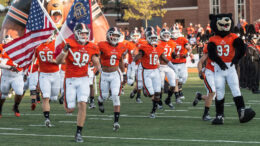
[3,113,260,120]
[0,132,260,144]
[0,128,23,130]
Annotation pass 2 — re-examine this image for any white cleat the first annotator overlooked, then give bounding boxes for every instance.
[150,112,156,119]
[176,98,183,104]
[113,122,120,131]
[75,133,84,143]
[45,118,52,127]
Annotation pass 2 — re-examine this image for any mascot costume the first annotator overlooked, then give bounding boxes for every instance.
[207,13,255,125]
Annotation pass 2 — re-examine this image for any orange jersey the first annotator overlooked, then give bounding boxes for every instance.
[159,40,176,61]
[203,44,214,72]
[209,33,238,63]
[35,40,59,73]
[98,41,127,67]
[171,37,189,63]
[126,41,139,64]
[0,44,23,71]
[63,39,99,78]
[28,59,39,73]
[139,44,164,69]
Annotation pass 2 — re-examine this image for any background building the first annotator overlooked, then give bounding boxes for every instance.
[102,0,260,33]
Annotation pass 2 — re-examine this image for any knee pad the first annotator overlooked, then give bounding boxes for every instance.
[30,90,37,96]
[51,96,58,101]
[154,92,161,99]
[112,95,120,106]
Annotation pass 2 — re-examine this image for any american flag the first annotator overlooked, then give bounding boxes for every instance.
[55,0,93,57]
[3,0,54,69]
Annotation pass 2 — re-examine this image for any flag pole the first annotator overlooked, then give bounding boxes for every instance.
[36,0,81,67]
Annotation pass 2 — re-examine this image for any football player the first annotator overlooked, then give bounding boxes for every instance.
[132,29,177,118]
[88,62,97,109]
[127,29,143,103]
[97,27,127,131]
[170,27,193,104]
[58,64,66,104]
[34,31,60,127]
[56,23,101,142]
[193,44,215,121]
[158,28,177,109]
[0,35,23,118]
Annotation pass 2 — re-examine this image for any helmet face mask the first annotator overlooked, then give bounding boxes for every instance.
[107,27,122,46]
[146,31,158,45]
[130,31,141,43]
[74,23,90,44]
[160,29,171,42]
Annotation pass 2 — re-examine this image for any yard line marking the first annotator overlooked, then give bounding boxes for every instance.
[248,100,260,103]
[0,132,260,144]
[88,118,112,121]
[165,110,188,112]
[58,121,77,123]
[2,113,260,120]
[0,128,23,130]
[28,124,55,127]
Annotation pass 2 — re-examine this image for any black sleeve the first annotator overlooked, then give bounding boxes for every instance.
[207,42,228,70]
[232,37,246,64]
[139,50,145,57]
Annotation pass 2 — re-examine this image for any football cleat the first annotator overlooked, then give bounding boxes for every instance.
[13,106,20,117]
[157,104,163,110]
[130,91,136,99]
[212,115,224,125]
[150,112,156,119]
[98,101,105,113]
[179,91,185,99]
[113,122,120,131]
[45,118,52,127]
[31,103,36,111]
[89,100,96,109]
[165,98,174,109]
[202,113,212,121]
[239,108,256,123]
[193,92,202,106]
[176,98,183,104]
[75,133,84,143]
[136,98,143,103]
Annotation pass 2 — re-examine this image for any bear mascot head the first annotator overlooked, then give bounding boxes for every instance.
[209,13,234,37]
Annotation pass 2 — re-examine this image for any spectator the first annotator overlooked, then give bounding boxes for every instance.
[186,23,195,39]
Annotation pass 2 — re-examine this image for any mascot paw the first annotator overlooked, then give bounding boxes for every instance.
[239,108,256,123]
[220,63,228,70]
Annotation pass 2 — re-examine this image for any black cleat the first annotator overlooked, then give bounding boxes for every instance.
[202,113,211,121]
[165,98,174,109]
[59,95,64,104]
[98,101,105,113]
[193,92,202,106]
[212,115,224,125]
[130,91,136,99]
[239,108,256,123]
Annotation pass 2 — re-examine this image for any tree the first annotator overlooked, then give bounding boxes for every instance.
[121,0,167,28]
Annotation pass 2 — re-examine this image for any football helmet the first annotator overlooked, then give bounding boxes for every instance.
[160,28,171,42]
[106,27,122,46]
[73,23,90,44]
[146,30,158,45]
[130,29,141,43]
[169,26,183,39]
[2,35,13,44]
[145,26,155,38]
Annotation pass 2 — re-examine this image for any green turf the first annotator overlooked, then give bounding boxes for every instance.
[0,73,259,146]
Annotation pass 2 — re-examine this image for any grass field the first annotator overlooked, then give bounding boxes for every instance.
[0,73,259,146]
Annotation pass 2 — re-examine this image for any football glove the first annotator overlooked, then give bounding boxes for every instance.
[64,43,71,51]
